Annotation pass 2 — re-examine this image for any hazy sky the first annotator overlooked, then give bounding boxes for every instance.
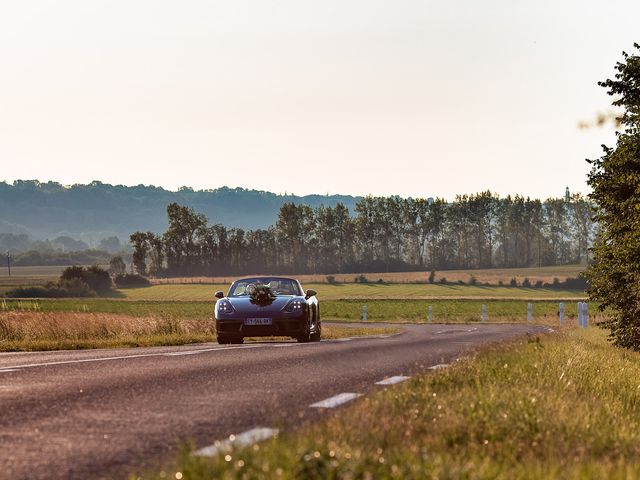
[0,1,638,199]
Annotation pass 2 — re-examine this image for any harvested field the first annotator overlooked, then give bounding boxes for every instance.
[150,264,586,286]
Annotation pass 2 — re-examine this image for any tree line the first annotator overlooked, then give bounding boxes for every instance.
[129,192,595,277]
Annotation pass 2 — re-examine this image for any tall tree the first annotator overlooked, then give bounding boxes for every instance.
[586,43,640,349]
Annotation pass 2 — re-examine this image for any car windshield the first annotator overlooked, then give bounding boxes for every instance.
[229,278,301,297]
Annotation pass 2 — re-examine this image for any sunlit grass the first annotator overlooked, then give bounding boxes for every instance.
[149,328,640,479]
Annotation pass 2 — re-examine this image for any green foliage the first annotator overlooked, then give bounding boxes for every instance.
[587,43,640,349]
[60,265,113,294]
[109,255,126,275]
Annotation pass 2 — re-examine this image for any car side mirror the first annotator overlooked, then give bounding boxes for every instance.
[305,289,317,299]
[214,291,224,299]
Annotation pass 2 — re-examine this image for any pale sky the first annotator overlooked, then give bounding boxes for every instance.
[0,0,637,199]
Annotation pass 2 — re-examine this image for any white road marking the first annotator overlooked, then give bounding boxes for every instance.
[0,369,19,373]
[429,364,450,370]
[0,345,266,371]
[0,331,396,371]
[375,375,410,385]
[164,350,207,356]
[310,392,362,408]
[435,327,478,335]
[194,427,279,457]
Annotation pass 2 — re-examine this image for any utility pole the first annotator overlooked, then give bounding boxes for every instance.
[6,251,10,278]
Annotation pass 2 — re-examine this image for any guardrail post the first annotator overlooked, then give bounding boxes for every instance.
[363,304,367,321]
[481,304,486,323]
[527,302,533,322]
[559,302,564,325]
[428,305,432,323]
[578,302,586,328]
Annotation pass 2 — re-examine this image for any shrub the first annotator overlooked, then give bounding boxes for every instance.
[535,280,544,288]
[439,277,447,284]
[522,277,531,287]
[354,274,369,283]
[510,277,518,287]
[469,275,477,286]
[113,274,151,288]
[61,265,113,293]
[109,255,127,275]
[428,270,436,284]
[325,275,336,284]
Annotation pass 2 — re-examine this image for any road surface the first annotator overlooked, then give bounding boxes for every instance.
[0,322,548,479]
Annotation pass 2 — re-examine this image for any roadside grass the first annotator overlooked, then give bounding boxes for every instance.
[150,264,586,286]
[0,310,398,352]
[0,311,215,351]
[118,283,585,302]
[0,298,598,324]
[153,328,640,480]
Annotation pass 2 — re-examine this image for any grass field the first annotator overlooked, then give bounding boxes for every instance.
[0,265,107,286]
[150,264,586,286]
[118,283,586,302]
[154,328,640,480]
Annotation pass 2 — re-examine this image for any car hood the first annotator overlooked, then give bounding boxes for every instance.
[226,296,299,314]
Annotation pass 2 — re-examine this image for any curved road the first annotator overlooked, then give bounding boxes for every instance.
[0,323,548,479]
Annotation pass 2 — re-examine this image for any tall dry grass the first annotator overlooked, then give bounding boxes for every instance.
[0,311,215,351]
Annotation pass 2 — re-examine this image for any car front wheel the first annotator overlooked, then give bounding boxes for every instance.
[296,313,312,343]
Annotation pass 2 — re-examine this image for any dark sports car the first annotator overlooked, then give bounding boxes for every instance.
[214,276,320,344]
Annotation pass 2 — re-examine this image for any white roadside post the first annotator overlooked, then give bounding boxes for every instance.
[527,303,533,322]
[584,302,589,328]
[559,302,564,325]
[428,305,433,323]
[363,304,367,321]
[481,304,487,323]
[577,302,582,327]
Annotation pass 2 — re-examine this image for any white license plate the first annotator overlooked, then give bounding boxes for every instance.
[244,318,273,326]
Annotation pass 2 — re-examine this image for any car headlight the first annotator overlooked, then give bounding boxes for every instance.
[284,299,305,313]
[217,300,235,314]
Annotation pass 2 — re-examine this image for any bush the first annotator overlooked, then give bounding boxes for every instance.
[113,274,151,288]
[510,277,518,287]
[109,255,126,275]
[61,265,113,293]
[325,275,337,284]
[439,277,448,284]
[354,274,369,283]
[428,270,436,284]
[522,277,531,287]
[469,275,477,286]
[535,280,544,288]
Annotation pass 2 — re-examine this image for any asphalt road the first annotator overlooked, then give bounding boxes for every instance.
[0,323,548,479]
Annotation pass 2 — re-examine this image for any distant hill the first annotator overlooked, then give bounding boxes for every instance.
[0,180,360,245]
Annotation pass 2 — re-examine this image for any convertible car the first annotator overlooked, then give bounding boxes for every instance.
[214,276,320,344]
